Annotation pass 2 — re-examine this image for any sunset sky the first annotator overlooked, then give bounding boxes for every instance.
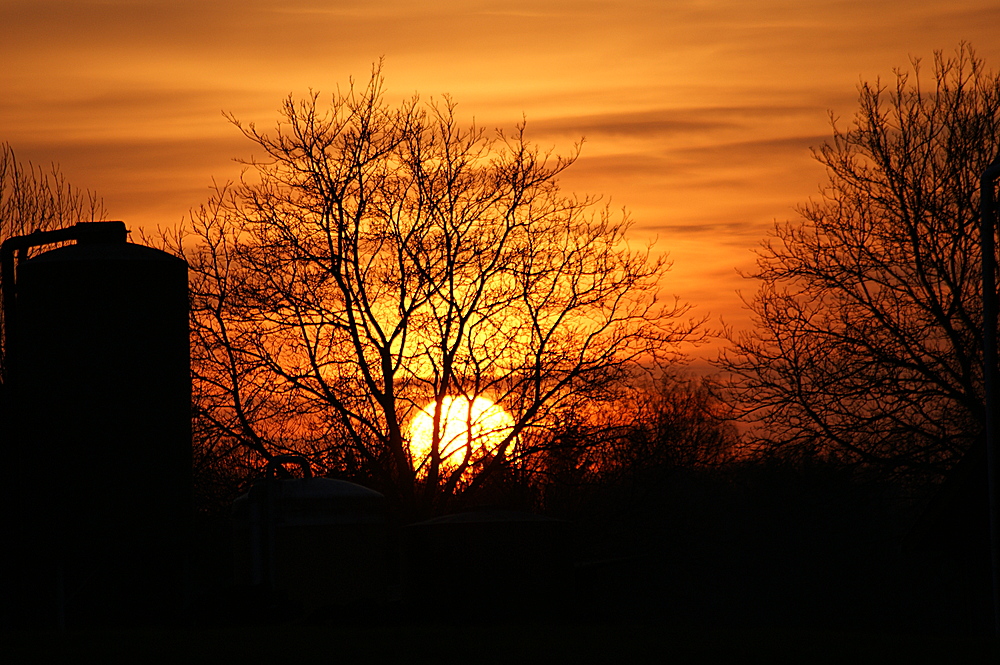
[3,0,998,365]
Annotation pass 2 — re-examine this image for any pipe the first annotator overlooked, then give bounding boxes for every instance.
[0,221,127,382]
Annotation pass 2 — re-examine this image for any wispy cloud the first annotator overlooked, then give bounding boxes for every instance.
[2,0,996,343]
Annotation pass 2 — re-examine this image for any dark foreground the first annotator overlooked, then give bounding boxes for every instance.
[6,459,997,661]
[3,624,999,664]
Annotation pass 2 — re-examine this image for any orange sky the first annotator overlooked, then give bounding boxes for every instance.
[2,0,998,367]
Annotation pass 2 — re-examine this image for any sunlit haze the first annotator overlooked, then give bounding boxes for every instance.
[409,396,515,474]
[3,0,997,366]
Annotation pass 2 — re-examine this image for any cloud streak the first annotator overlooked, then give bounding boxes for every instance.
[1,0,996,355]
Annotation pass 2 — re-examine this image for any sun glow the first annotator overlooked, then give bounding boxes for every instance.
[408,396,515,472]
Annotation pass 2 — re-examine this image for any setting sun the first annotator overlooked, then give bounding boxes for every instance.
[408,396,515,472]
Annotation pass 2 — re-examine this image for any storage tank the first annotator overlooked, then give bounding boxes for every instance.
[404,509,573,622]
[6,223,190,627]
[233,456,389,618]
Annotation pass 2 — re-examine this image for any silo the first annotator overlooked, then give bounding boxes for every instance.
[232,456,389,619]
[404,509,573,622]
[5,222,190,627]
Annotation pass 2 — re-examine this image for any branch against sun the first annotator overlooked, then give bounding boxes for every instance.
[170,65,703,514]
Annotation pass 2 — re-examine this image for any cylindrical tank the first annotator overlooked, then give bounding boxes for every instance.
[232,457,389,617]
[9,236,190,627]
[404,509,573,622]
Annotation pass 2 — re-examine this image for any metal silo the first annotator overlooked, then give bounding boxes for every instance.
[3,222,191,627]
[404,509,573,622]
[232,456,389,619]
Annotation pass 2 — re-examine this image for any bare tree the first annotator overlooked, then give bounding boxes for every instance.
[533,371,737,511]
[0,142,106,378]
[169,69,702,514]
[720,45,1000,481]
[0,143,106,239]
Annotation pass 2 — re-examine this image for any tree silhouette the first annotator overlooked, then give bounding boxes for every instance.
[0,142,106,379]
[721,45,1000,481]
[169,68,702,514]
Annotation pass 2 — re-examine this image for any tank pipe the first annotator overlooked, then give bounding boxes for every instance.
[265,455,313,480]
[981,151,1000,635]
[0,221,127,382]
